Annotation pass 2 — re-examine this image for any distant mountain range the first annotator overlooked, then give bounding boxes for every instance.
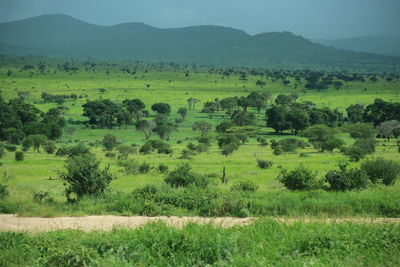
[0,14,399,71]
[313,35,400,57]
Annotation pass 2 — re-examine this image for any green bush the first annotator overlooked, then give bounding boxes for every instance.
[230,180,259,193]
[0,184,8,199]
[15,151,24,161]
[325,164,369,191]
[257,159,273,169]
[0,147,5,158]
[56,143,90,157]
[361,157,400,185]
[102,134,118,151]
[105,151,116,158]
[58,154,114,201]
[44,141,56,154]
[342,138,376,162]
[278,166,321,190]
[21,137,33,152]
[117,159,139,174]
[158,164,169,173]
[138,163,151,174]
[165,164,209,188]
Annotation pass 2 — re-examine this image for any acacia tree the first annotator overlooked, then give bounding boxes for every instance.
[135,120,156,140]
[177,107,188,120]
[192,121,213,136]
[217,134,241,184]
[377,120,400,141]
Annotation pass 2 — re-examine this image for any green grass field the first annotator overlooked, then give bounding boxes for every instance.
[0,59,400,217]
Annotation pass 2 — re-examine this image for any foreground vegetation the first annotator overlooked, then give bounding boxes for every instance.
[1,220,399,266]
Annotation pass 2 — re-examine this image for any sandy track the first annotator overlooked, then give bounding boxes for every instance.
[0,215,399,233]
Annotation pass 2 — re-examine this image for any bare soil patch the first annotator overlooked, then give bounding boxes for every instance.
[0,215,398,233]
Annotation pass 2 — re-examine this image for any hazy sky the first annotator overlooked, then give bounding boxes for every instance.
[0,0,399,39]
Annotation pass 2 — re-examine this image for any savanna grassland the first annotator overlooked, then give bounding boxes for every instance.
[1,55,400,266]
[0,56,400,216]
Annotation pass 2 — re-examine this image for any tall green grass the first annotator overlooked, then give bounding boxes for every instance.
[2,184,399,218]
[1,220,399,266]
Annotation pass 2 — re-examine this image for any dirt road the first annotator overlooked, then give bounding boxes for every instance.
[0,214,398,233]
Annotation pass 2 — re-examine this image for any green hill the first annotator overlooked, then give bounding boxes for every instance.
[0,14,399,71]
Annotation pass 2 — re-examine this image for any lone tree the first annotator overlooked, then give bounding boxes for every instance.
[192,121,213,136]
[177,107,188,120]
[135,120,157,140]
[376,120,400,141]
[151,103,171,115]
[29,134,48,152]
[58,153,113,202]
[102,134,118,151]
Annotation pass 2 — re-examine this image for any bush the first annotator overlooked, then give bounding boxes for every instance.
[278,166,321,190]
[105,152,116,158]
[256,136,268,146]
[0,147,5,158]
[58,153,114,201]
[165,164,209,188]
[325,164,369,191]
[102,134,118,151]
[257,159,273,169]
[158,164,169,173]
[361,157,400,185]
[44,141,56,154]
[116,144,137,159]
[15,151,24,161]
[117,159,139,174]
[151,140,173,154]
[230,180,259,193]
[342,138,376,162]
[139,142,154,154]
[4,144,17,152]
[138,163,151,174]
[56,143,90,157]
[21,137,33,152]
[0,184,8,199]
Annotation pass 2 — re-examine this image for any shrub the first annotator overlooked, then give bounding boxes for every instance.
[0,184,8,199]
[158,164,169,173]
[102,134,118,151]
[44,141,56,154]
[116,144,137,159]
[165,164,209,188]
[230,180,259,193]
[0,147,5,158]
[21,137,33,152]
[15,151,24,161]
[257,159,273,169]
[138,163,151,174]
[271,138,306,154]
[361,157,400,185]
[342,138,376,162]
[117,159,139,174]
[105,152,116,158]
[58,154,114,201]
[56,143,90,157]
[151,140,173,154]
[4,144,17,152]
[325,164,369,191]
[278,166,320,190]
[139,142,154,154]
[256,136,268,146]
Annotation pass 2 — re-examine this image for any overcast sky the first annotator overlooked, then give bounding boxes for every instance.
[0,0,399,39]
